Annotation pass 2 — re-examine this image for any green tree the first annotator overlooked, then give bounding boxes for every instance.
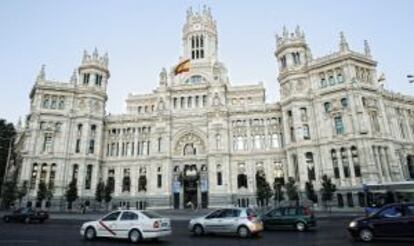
[95,180,105,208]
[320,175,336,210]
[305,181,318,204]
[273,180,285,205]
[36,180,48,208]
[1,179,17,209]
[0,119,16,186]
[65,180,78,210]
[256,172,272,207]
[17,180,28,207]
[103,182,113,210]
[285,177,299,203]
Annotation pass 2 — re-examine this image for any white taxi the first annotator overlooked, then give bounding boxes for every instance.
[80,210,171,243]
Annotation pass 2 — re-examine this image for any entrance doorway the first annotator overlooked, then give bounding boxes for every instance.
[183,179,198,208]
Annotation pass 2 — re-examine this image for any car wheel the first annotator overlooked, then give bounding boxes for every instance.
[84,227,96,241]
[24,217,31,224]
[3,216,10,223]
[193,224,204,236]
[129,229,142,243]
[237,226,251,239]
[295,222,306,232]
[359,229,374,242]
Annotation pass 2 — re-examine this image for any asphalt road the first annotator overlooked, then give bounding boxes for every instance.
[0,218,413,246]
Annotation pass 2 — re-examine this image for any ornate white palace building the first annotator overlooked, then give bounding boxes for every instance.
[16,7,414,210]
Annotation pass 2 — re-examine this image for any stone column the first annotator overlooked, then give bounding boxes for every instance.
[372,146,383,183]
[379,147,391,182]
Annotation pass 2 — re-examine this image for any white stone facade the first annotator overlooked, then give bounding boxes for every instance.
[17,7,414,210]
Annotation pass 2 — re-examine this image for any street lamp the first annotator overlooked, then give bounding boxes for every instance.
[408,75,414,83]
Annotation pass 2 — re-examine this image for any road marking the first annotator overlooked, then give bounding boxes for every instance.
[0,240,38,244]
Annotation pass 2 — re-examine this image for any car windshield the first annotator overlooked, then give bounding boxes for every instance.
[141,211,162,219]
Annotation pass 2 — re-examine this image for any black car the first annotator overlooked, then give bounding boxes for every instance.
[262,206,316,232]
[348,203,414,242]
[3,207,49,224]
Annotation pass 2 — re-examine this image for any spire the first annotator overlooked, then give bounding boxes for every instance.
[92,47,99,59]
[103,52,109,67]
[295,25,301,37]
[186,6,193,19]
[159,67,167,85]
[339,32,349,52]
[82,50,88,63]
[364,40,371,57]
[36,64,46,82]
[70,69,77,83]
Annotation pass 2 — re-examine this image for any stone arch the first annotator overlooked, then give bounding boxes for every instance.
[173,130,207,156]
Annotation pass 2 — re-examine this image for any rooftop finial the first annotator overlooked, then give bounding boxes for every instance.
[159,67,167,85]
[283,26,288,38]
[70,69,77,83]
[82,50,88,63]
[378,72,386,88]
[339,32,349,52]
[36,64,46,82]
[364,40,371,57]
[93,47,99,59]
[295,25,301,37]
[103,52,109,66]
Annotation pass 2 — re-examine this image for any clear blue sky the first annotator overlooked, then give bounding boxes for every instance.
[1,0,413,124]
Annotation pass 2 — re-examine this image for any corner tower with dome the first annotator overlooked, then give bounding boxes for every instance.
[16,6,414,210]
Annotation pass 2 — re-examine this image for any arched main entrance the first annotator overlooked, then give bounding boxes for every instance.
[172,131,209,209]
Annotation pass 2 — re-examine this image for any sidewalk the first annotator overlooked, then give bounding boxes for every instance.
[0,208,364,222]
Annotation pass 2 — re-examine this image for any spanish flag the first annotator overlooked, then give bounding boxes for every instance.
[174,59,191,75]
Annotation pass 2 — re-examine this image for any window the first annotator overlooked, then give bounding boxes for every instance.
[122,169,131,192]
[30,163,38,189]
[95,74,103,86]
[120,212,138,221]
[40,163,47,182]
[292,52,301,65]
[158,137,162,152]
[405,205,414,216]
[347,193,354,207]
[328,73,335,85]
[237,174,248,189]
[332,150,340,179]
[300,107,307,121]
[43,133,53,152]
[336,69,344,83]
[337,193,344,207]
[290,127,296,142]
[85,165,93,190]
[280,56,287,68]
[191,35,204,60]
[75,139,81,153]
[303,125,310,140]
[202,95,207,107]
[42,96,50,108]
[341,148,350,178]
[157,174,162,188]
[88,140,95,154]
[335,116,345,134]
[102,212,121,221]
[58,97,65,109]
[48,164,56,190]
[271,133,280,148]
[378,206,402,218]
[324,102,331,113]
[306,152,315,181]
[187,96,192,108]
[83,73,90,85]
[351,146,361,177]
[72,164,79,182]
[217,165,223,186]
[107,169,115,192]
[340,98,348,108]
[50,97,57,109]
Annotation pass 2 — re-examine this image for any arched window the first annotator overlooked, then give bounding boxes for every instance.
[334,116,345,134]
[30,163,38,189]
[58,97,65,109]
[351,146,361,177]
[40,163,48,182]
[331,150,340,179]
[341,147,350,178]
[42,96,50,108]
[49,163,57,190]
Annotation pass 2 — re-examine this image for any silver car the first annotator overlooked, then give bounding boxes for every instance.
[188,208,263,238]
